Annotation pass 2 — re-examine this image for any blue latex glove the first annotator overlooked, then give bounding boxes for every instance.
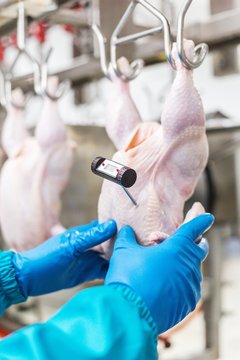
[13,220,117,297]
[105,214,214,334]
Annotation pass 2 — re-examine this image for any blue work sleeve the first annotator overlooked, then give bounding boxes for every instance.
[0,285,158,360]
[0,251,27,316]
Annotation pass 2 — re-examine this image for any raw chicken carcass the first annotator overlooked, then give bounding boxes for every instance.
[0,78,75,251]
[1,89,30,158]
[97,40,208,257]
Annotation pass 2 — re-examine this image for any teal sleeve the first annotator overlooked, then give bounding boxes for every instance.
[0,251,27,316]
[0,285,158,360]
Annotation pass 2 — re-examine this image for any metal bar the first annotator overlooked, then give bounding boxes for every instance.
[0,0,18,10]
[49,8,90,27]
[92,24,111,80]
[115,26,163,46]
[11,55,100,91]
[0,0,74,37]
[0,0,72,11]
[111,0,136,46]
[184,9,240,46]
[17,1,26,50]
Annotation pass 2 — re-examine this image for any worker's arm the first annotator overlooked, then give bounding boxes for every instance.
[0,285,158,360]
[0,251,26,316]
[0,220,116,315]
[0,214,213,360]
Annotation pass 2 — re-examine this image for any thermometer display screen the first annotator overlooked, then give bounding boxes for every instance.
[96,159,121,178]
[104,164,118,173]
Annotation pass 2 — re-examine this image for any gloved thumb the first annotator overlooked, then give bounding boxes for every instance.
[175,213,215,243]
[197,237,209,261]
[114,226,137,250]
[73,220,117,253]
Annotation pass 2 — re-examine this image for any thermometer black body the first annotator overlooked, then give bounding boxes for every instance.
[91,157,137,188]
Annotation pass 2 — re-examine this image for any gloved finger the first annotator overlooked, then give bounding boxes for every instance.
[174,213,214,243]
[114,226,137,250]
[196,237,209,261]
[71,219,99,233]
[83,250,110,278]
[73,220,117,253]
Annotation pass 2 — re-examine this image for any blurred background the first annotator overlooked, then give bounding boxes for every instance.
[0,1,240,359]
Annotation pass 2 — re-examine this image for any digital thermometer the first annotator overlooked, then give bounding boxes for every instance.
[91,156,138,206]
[91,157,137,188]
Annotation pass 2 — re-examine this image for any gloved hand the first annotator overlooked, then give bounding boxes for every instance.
[13,220,117,297]
[105,214,214,334]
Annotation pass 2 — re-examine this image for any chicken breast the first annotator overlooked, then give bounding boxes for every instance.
[97,40,208,257]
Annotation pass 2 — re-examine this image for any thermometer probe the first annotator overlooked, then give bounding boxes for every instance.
[91,157,138,206]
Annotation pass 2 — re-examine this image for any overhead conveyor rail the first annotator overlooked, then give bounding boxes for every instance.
[0,0,240,88]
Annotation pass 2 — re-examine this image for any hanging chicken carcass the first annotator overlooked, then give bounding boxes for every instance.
[0,77,75,251]
[96,40,209,257]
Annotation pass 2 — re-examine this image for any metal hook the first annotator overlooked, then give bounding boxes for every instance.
[111,0,176,80]
[36,49,66,101]
[3,1,42,108]
[4,2,65,105]
[110,0,146,81]
[177,0,208,69]
[38,68,66,101]
[92,0,171,81]
[92,24,111,80]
